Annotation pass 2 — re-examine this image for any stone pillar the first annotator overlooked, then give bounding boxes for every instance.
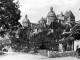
[48,51,50,57]
[59,43,64,52]
[67,42,69,51]
[72,41,74,51]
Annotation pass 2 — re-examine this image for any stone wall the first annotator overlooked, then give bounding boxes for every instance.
[49,51,76,58]
[38,50,76,58]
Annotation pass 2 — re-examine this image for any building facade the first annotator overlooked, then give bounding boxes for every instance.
[57,12,65,24]
[21,7,76,52]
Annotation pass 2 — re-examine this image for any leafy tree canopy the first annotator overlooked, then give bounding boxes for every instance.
[0,0,21,30]
[71,23,80,40]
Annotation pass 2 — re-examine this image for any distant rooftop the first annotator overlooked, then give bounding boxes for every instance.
[75,20,80,23]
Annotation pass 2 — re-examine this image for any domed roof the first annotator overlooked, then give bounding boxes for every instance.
[23,15,30,23]
[47,7,56,17]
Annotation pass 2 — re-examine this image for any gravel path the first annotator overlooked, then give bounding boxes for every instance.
[0,52,79,60]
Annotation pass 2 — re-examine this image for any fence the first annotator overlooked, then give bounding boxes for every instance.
[38,50,76,58]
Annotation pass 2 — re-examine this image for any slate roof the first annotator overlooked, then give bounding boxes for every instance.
[64,11,75,18]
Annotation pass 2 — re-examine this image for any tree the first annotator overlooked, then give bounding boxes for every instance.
[0,0,22,52]
[49,22,64,41]
[30,28,61,51]
[30,29,49,50]
[9,27,31,52]
[0,0,21,30]
[30,22,64,51]
[17,28,31,52]
[71,23,80,40]
[49,22,63,29]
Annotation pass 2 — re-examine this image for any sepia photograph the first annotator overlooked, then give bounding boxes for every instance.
[0,0,80,60]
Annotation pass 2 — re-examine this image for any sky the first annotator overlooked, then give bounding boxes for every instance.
[17,0,80,24]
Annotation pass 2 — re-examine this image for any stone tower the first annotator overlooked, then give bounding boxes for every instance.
[47,7,56,25]
[22,15,31,28]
